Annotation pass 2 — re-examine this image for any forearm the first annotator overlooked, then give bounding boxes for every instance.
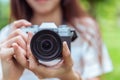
[59,70,82,80]
[2,77,19,80]
[2,74,20,80]
[87,77,101,80]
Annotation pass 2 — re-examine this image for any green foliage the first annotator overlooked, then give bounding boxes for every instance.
[0,0,10,29]
[82,0,120,80]
[0,18,9,29]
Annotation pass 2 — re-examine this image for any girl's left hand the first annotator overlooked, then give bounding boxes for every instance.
[27,33,81,80]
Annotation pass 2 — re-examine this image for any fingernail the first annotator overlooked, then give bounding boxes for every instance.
[25,22,31,25]
[12,43,17,47]
[63,41,67,45]
[29,23,32,25]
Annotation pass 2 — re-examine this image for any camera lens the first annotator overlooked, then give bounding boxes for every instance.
[30,29,62,61]
[41,39,53,51]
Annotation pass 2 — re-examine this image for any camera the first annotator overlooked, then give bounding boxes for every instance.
[21,23,77,62]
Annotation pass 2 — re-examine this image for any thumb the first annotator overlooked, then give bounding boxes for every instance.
[0,47,14,60]
[62,41,73,67]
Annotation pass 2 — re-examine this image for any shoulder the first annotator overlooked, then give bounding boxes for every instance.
[74,17,98,28]
[0,24,11,31]
[0,25,11,35]
[0,25,11,42]
[74,17,99,35]
[73,17,101,45]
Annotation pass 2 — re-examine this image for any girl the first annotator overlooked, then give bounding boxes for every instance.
[0,0,113,80]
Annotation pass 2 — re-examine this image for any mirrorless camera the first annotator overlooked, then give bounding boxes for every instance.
[22,23,77,62]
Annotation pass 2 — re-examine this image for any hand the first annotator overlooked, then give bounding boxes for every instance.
[0,34,26,80]
[26,33,81,80]
[0,19,31,80]
[10,19,32,31]
[0,19,32,44]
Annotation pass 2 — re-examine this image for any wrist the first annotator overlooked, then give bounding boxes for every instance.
[2,76,20,80]
[3,78,19,80]
[59,69,81,80]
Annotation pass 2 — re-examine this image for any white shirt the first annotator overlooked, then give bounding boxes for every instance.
[0,24,113,80]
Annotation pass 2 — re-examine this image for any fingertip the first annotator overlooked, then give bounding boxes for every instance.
[22,20,32,26]
[62,41,69,54]
[63,41,69,50]
[63,41,66,50]
[12,43,18,47]
[12,43,19,50]
[63,41,67,45]
[29,22,32,25]
[28,32,33,37]
[27,32,33,42]
[25,22,32,26]
[62,41,72,64]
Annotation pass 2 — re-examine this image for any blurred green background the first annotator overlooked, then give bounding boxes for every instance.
[0,0,120,80]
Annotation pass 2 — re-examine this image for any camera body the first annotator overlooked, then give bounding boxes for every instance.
[22,23,77,62]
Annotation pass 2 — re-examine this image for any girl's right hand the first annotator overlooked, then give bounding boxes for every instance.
[11,19,32,31]
[0,19,32,80]
[0,19,32,44]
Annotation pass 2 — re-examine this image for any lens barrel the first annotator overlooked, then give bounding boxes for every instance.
[30,30,62,61]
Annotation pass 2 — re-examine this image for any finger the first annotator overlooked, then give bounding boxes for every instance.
[26,32,33,57]
[0,47,14,60]
[62,41,73,67]
[27,32,38,69]
[28,53,48,75]
[27,32,40,69]
[28,53,39,70]
[5,36,26,50]
[12,19,32,29]
[12,43,28,68]
[7,29,28,42]
[27,32,46,71]
[27,32,33,46]
[28,46,45,71]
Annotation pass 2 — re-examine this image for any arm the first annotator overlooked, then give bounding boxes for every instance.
[0,19,32,80]
[25,33,82,80]
[59,70,82,80]
[87,77,100,80]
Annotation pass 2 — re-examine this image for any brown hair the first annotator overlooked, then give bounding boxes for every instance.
[10,0,89,23]
[10,0,102,70]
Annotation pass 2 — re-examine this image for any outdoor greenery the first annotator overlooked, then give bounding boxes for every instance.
[0,0,120,80]
[0,0,9,29]
[81,0,120,80]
